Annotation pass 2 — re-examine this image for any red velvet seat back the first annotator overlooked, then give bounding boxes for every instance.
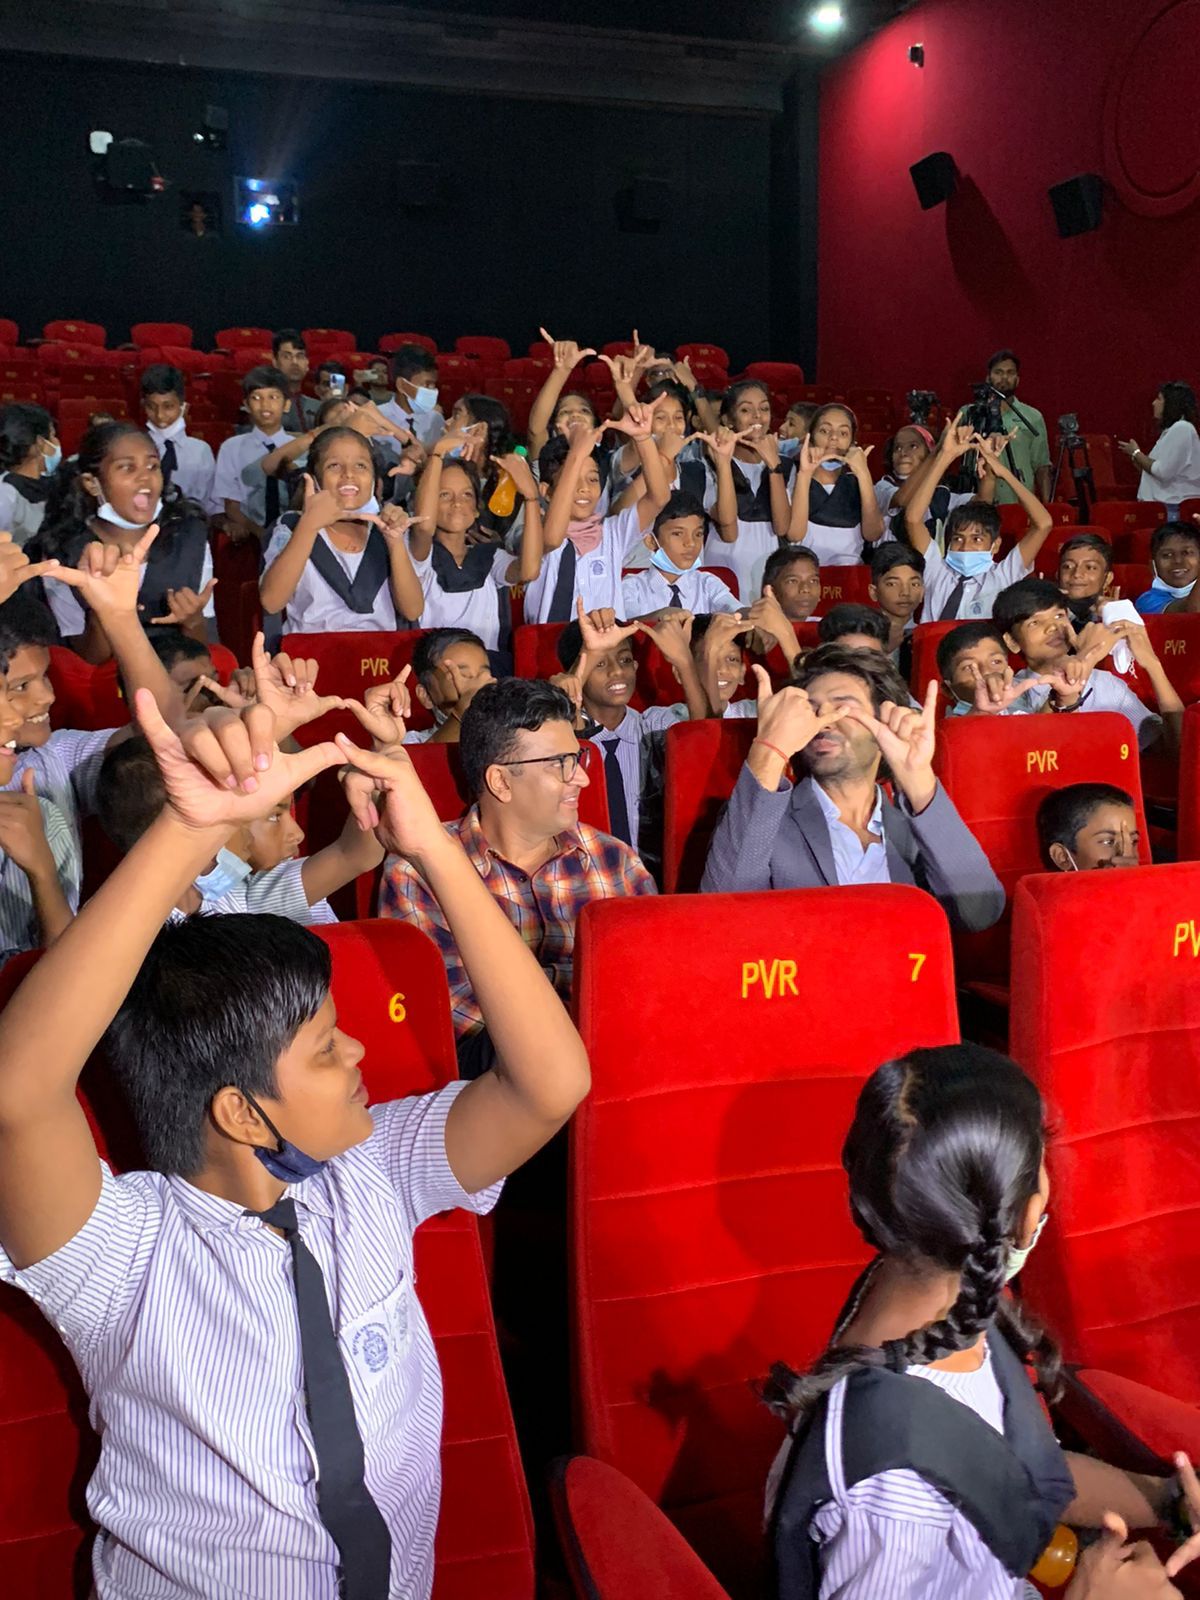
[215,326,273,350]
[932,713,1147,991]
[130,322,193,349]
[1090,501,1165,537]
[661,719,758,892]
[569,887,959,1596]
[1178,706,1200,860]
[817,563,873,609]
[44,319,106,346]
[0,926,534,1600]
[1009,867,1200,1406]
[283,630,436,742]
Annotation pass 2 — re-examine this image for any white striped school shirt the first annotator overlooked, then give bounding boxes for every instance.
[166,858,339,925]
[809,1346,1032,1599]
[10,726,114,837]
[0,797,80,961]
[0,1083,501,1600]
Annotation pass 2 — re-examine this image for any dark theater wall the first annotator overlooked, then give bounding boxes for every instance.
[816,0,1200,441]
[0,52,795,365]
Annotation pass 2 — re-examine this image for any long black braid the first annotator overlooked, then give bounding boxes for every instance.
[762,1044,1061,1428]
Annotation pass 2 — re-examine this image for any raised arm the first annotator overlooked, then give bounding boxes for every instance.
[541,425,604,554]
[976,432,1054,565]
[745,433,793,536]
[337,737,590,1192]
[369,504,426,622]
[903,425,974,555]
[259,476,344,613]
[704,428,743,543]
[51,527,186,735]
[0,776,74,946]
[785,439,821,545]
[673,358,721,433]
[527,328,596,457]
[848,445,884,541]
[607,398,671,531]
[496,451,545,584]
[0,694,342,1269]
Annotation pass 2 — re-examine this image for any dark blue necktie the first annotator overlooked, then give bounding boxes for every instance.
[600,736,633,846]
[255,1197,392,1597]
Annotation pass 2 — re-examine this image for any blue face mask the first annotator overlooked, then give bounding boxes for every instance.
[340,494,380,520]
[650,544,695,577]
[778,437,801,458]
[1151,574,1196,599]
[410,384,439,413]
[944,549,994,579]
[41,441,62,475]
[97,496,163,530]
[194,847,253,902]
[244,1093,327,1183]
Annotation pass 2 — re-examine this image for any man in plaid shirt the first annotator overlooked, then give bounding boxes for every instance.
[380,679,655,1074]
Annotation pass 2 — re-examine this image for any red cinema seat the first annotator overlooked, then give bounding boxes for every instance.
[996,501,1075,538]
[130,323,193,349]
[301,327,355,352]
[1121,615,1200,706]
[215,326,273,351]
[37,344,119,374]
[0,318,18,345]
[48,645,100,731]
[818,564,873,609]
[43,319,106,347]
[932,712,1148,997]
[742,361,804,388]
[551,1456,733,1600]
[282,630,436,739]
[86,645,239,729]
[406,740,609,834]
[455,336,510,363]
[379,332,438,355]
[1114,527,1154,565]
[1109,562,1151,602]
[661,718,758,893]
[1032,525,1113,576]
[513,622,568,686]
[1090,501,1166,538]
[676,343,730,369]
[1010,865,1200,1408]
[569,887,959,1594]
[1176,704,1200,860]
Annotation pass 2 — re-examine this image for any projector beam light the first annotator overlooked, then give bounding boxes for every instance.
[809,3,845,35]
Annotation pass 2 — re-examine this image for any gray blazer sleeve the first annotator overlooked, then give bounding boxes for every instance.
[700,763,793,893]
[901,782,1005,932]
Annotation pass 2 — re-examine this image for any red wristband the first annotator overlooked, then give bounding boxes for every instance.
[753,737,789,762]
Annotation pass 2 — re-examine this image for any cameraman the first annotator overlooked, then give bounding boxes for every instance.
[985,349,1052,504]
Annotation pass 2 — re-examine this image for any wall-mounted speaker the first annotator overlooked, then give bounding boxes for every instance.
[1048,173,1104,238]
[909,151,958,210]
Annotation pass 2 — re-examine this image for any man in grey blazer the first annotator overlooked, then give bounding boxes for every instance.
[700,645,1004,932]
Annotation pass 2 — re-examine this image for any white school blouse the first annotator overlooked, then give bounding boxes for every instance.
[262,522,399,634]
[408,541,516,652]
[523,507,645,623]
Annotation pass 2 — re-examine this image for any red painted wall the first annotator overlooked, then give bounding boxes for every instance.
[817,0,1200,445]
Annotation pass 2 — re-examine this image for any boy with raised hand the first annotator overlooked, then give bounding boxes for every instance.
[0,689,589,1600]
[0,676,76,963]
[904,421,1053,622]
[3,529,186,850]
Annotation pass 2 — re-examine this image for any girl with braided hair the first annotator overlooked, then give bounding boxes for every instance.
[765,1044,1200,1599]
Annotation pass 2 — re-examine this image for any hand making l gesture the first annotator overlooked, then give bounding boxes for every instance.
[842,677,940,812]
[538,327,596,372]
[344,665,414,747]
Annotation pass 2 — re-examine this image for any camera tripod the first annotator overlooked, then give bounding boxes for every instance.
[1049,435,1096,521]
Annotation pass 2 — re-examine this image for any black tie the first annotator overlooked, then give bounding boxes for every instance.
[668,583,683,608]
[255,1197,392,1598]
[161,438,178,489]
[600,736,633,846]
[939,576,967,621]
[263,441,281,526]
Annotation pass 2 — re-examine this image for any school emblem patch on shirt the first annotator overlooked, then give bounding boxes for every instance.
[344,1276,411,1388]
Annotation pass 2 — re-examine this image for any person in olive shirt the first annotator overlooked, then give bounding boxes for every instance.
[985,350,1051,505]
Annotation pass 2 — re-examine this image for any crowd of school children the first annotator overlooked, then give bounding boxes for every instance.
[1,325,1199,1599]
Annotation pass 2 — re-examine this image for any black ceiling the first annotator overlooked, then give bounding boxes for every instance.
[405,1,914,47]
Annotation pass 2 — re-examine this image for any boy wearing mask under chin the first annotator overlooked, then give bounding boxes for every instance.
[1036,783,1141,872]
[903,421,1053,622]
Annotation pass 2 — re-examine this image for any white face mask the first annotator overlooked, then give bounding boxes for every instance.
[338,494,380,520]
[147,415,187,444]
[97,496,163,530]
[1151,574,1196,600]
[410,384,439,414]
[1005,1212,1047,1283]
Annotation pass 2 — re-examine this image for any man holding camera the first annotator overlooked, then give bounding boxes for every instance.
[984,349,1052,505]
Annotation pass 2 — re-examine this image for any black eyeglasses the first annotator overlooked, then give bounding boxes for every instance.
[501,750,583,783]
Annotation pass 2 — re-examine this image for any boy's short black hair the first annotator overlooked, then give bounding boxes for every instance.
[459,678,574,799]
[555,621,585,673]
[0,590,58,660]
[987,348,1020,372]
[272,328,305,356]
[936,620,1008,680]
[793,644,909,714]
[411,626,487,688]
[762,544,819,589]
[107,913,331,1176]
[1057,532,1113,570]
[943,500,1002,546]
[653,489,706,535]
[993,576,1067,638]
[146,626,211,674]
[818,603,889,647]
[787,401,818,421]
[642,379,692,415]
[537,433,573,488]
[1036,782,1135,868]
[389,345,438,384]
[242,364,290,399]
[96,735,166,852]
[869,540,925,580]
[140,363,186,400]
[1151,519,1200,559]
[316,358,347,381]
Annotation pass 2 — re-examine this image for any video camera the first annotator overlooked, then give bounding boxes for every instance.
[1057,412,1084,449]
[964,382,1006,438]
[905,389,939,428]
